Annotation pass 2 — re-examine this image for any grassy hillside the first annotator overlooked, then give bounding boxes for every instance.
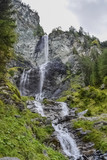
[57,79,107,152]
[0,80,67,160]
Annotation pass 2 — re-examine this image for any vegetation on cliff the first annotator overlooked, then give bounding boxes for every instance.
[57,76,107,152]
[0,0,16,81]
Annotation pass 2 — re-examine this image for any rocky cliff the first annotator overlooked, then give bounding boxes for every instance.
[12,0,44,66]
[11,0,102,99]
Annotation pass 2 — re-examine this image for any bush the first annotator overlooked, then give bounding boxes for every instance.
[34,25,44,37]
[8,70,14,77]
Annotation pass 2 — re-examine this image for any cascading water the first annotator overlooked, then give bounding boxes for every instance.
[20,34,82,159]
[32,100,81,159]
[20,68,32,96]
[52,103,81,160]
[35,34,49,100]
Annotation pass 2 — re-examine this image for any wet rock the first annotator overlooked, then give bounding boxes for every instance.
[81,155,88,160]
[94,121,107,126]
[101,84,105,90]
[48,136,60,150]
[103,153,107,160]
[79,130,91,136]
[45,118,51,125]
[14,115,21,118]
[20,68,40,96]
[58,115,72,123]
[78,109,88,117]
[43,150,48,157]
[82,149,96,156]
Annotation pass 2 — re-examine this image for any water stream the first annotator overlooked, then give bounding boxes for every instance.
[20,68,32,96]
[52,102,80,160]
[35,34,49,101]
[20,34,81,160]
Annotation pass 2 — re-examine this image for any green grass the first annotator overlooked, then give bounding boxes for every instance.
[73,119,107,152]
[0,82,67,160]
[57,83,107,153]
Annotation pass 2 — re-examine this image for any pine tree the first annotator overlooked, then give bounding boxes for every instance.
[0,0,16,80]
[99,49,107,81]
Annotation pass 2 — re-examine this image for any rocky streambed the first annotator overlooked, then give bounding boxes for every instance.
[26,99,107,160]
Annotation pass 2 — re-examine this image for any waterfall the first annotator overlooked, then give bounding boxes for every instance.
[44,34,49,63]
[52,123,80,159]
[20,34,81,159]
[36,34,49,100]
[20,68,32,96]
[32,100,81,160]
[33,101,45,117]
[52,102,81,160]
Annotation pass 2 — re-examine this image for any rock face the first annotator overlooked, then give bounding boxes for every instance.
[12,1,102,99]
[43,58,67,98]
[19,58,67,98]
[19,67,40,96]
[48,30,101,74]
[12,0,42,66]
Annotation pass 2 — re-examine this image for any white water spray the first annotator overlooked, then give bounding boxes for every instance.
[33,101,45,117]
[20,34,81,159]
[52,102,80,160]
[36,35,49,100]
[20,69,32,96]
[52,123,80,159]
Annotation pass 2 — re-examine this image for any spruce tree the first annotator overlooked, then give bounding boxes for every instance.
[99,49,107,81]
[0,0,16,80]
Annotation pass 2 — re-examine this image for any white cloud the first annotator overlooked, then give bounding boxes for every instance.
[67,0,107,41]
[21,0,107,41]
[22,0,79,33]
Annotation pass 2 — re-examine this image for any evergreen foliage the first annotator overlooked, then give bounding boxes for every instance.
[99,48,107,80]
[79,47,107,86]
[79,55,93,85]
[34,24,44,37]
[0,0,16,80]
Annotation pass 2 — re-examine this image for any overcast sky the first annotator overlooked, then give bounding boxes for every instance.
[22,0,107,41]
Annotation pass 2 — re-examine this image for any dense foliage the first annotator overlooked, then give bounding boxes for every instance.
[79,48,107,87]
[0,0,16,80]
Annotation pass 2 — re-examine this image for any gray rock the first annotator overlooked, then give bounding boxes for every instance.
[14,115,21,118]
[78,109,88,117]
[12,0,41,66]
[101,84,105,90]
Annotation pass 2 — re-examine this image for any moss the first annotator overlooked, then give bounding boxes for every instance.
[0,101,67,159]
[65,86,107,115]
[33,25,44,37]
[42,98,49,105]
[57,83,107,153]
[57,96,68,102]
[21,96,34,102]
[73,119,107,152]
[6,81,21,99]
[91,39,100,47]
[0,81,67,160]
[73,47,78,55]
